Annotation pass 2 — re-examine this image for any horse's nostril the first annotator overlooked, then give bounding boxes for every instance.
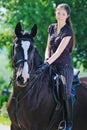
[17,75,24,84]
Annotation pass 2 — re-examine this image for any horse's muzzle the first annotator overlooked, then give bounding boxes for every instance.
[17,75,24,85]
[16,75,29,87]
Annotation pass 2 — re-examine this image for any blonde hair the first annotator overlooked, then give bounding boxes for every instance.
[56,3,76,51]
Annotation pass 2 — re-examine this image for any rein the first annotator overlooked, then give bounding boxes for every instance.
[12,74,41,128]
[12,42,40,126]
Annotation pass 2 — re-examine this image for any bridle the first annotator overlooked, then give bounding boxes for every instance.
[13,37,36,86]
[14,37,35,68]
[14,59,27,67]
[14,48,35,72]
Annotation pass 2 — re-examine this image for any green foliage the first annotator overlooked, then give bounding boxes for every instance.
[0,0,55,58]
[0,0,87,68]
[0,49,12,82]
[0,76,7,90]
[0,95,9,108]
[0,76,10,109]
[0,115,11,125]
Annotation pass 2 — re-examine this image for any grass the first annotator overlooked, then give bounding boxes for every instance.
[0,116,11,125]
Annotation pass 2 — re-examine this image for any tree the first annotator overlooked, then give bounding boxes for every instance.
[0,0,87,69]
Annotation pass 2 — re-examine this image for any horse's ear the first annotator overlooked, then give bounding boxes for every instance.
[30,24,37,37]
[15,22,22,37]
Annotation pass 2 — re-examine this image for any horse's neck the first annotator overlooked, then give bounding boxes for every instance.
[13,83,20,95]
[33,49,43,69]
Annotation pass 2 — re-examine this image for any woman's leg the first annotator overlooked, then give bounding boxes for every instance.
[58,66,73,130]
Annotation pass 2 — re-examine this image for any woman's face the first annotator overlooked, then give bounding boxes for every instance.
[55,7,69,23]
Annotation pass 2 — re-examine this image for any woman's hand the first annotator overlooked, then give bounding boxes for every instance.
[35,62,50,74]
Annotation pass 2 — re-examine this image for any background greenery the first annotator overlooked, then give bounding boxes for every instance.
[0,0,87,68]
[0,0,87,123]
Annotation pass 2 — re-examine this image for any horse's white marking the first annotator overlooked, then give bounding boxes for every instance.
[17,69,22,78]
[21,40,30,83]
[22,41,30,60]
[16,40,30,83]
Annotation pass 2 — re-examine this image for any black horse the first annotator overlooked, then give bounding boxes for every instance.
[7,22,64,130]
[7,22,87,130]
[73,76,87,130]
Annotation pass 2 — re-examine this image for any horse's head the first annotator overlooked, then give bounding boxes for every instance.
[12,22,42,87]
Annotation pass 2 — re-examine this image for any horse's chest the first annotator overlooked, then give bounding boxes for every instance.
[8,97,23,125]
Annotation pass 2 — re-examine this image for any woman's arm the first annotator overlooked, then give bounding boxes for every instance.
[45,34,51,59]
[47,36,71,64]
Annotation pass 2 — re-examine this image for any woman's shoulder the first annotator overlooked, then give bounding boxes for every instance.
[48,23,57,29]
[63,24,73,36]
[65,24,73,32]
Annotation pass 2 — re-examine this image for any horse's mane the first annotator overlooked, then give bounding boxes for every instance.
[29,70,51,91]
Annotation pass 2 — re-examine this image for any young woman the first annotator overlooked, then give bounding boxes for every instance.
[44,3,75,130]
